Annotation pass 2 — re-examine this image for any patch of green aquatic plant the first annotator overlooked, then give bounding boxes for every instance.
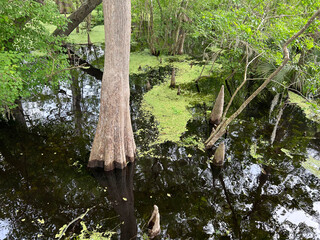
[142,86,192,143]
[129,51,189,74]
[67,25,105,44]
[129,50,163,74]
[142,56,222,145]
[288,91,320,123]
[181,136,205,151]
[302,156,320,179]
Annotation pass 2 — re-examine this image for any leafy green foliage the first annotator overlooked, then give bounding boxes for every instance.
[0,0,69,111]
[190,0,320,95]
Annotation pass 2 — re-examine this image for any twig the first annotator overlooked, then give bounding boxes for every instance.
[57,207,95,240]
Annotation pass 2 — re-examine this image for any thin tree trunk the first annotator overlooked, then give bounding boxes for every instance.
[147,0,156,55]
[71,71,83,136]
[177,29,186,55]
[88,0,136,171]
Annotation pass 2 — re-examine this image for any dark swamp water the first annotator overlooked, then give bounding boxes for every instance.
[0,46,320,240]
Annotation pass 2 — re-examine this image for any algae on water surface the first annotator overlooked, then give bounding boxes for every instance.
[141,56,222,145]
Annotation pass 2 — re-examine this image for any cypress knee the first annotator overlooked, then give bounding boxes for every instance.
[210,85,224,125]
[147,205,160,239]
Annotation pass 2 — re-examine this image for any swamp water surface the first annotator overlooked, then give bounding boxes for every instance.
[0,46,320,240]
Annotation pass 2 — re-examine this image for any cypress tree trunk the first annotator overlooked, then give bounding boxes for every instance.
[88,0,135,171]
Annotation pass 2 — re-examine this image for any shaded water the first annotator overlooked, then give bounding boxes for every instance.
[0,46,320,239]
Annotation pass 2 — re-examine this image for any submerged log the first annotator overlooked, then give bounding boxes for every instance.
[147,205,160,239]
[213,142,225,166]
[210,85,224,125]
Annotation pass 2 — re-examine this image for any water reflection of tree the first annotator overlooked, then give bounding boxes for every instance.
[91,163,137,240]
[71,70,83,136]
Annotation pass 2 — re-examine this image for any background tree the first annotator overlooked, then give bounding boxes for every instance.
[88,0,136,171]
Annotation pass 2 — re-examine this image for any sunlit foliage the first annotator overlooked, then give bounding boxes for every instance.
[0,0,69,111]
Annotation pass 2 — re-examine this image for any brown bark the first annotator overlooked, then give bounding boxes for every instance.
[147,0,156,55]
[170,68,176,88]
[53,0,102,37]
[88,0,136,171]
[147,205,161,239]
[210,85,224,125]
[177,29,186,55]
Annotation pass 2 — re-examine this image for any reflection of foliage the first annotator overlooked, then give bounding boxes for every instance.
[288,91,320,123]
[302,156,320,179]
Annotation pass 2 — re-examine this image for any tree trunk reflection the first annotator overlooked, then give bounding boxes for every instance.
[91,163,137,240]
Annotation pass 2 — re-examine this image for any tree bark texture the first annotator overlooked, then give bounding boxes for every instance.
[53,0,102,37]
[210,85,224,125]
[88,0,136,171]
